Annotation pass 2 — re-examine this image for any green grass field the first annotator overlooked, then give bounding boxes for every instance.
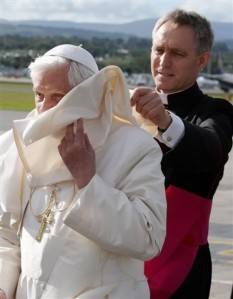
[0,80,232,111]
[0,81,34,111]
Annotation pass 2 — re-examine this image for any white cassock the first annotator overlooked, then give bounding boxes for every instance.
[0,66,166,299]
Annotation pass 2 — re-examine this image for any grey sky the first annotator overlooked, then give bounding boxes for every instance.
[1,0,233,24]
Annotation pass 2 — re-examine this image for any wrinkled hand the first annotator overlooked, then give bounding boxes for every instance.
[130,87,171,130]
[0,289,7,299]
[58,118,96,189]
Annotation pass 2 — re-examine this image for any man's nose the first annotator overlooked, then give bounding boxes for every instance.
[41,98,57,111]
[160,52,171,66]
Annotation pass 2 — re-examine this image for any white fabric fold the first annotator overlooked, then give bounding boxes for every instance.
[12,65,155,187]
[13,66,137,147]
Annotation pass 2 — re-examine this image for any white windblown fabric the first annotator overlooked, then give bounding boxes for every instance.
[14,66,135,147]
[12,65,154,187]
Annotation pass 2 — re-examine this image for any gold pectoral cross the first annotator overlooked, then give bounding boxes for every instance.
[35,190,56,242]
[36,208,54,242]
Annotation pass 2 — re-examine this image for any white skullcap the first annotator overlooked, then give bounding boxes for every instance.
[44,44,99,73]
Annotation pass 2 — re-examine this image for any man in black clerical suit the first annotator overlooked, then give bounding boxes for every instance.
[130,8,233,299]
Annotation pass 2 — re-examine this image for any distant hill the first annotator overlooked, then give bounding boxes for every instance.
[1,20,132,40]
[1,18,232,43]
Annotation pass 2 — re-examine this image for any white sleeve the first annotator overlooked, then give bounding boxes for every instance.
[0,211,21,299]
[0,141,22,299]
[64,145,166,261]
[156,111,185,148]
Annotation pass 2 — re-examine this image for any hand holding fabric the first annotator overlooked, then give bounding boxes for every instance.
[58,118,96,189]
[130,87,171,130]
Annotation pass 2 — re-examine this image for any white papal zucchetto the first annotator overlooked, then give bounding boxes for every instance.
[44,44,99,74]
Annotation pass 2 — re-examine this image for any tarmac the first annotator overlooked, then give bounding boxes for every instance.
[209,145,233,299]
[0,109,233,299]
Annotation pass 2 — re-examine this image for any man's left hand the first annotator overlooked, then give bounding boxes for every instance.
[58,118,96,189]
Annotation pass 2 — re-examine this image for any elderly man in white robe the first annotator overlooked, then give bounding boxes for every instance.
[0,44,166,299]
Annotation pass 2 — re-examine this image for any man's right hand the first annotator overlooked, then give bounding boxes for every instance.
[130,87,172,131]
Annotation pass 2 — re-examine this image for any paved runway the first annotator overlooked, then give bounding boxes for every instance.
[1,109,233,298]
[209,145,233,299]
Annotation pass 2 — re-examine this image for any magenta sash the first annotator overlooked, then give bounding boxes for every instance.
[145,185,212,299]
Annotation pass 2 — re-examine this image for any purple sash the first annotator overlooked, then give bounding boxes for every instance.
[145,185,212,299]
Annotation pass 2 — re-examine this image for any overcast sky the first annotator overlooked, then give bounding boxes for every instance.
[1,0,233,24]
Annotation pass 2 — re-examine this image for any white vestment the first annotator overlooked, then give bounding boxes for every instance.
[0,66,166,299]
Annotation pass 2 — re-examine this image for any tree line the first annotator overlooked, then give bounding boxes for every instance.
[1,34,232,74]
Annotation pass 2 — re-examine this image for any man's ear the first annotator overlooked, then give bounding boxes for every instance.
[198,51,211,71]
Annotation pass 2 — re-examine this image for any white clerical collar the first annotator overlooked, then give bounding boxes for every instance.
[155,83,195,104]
[157,92,169,105]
